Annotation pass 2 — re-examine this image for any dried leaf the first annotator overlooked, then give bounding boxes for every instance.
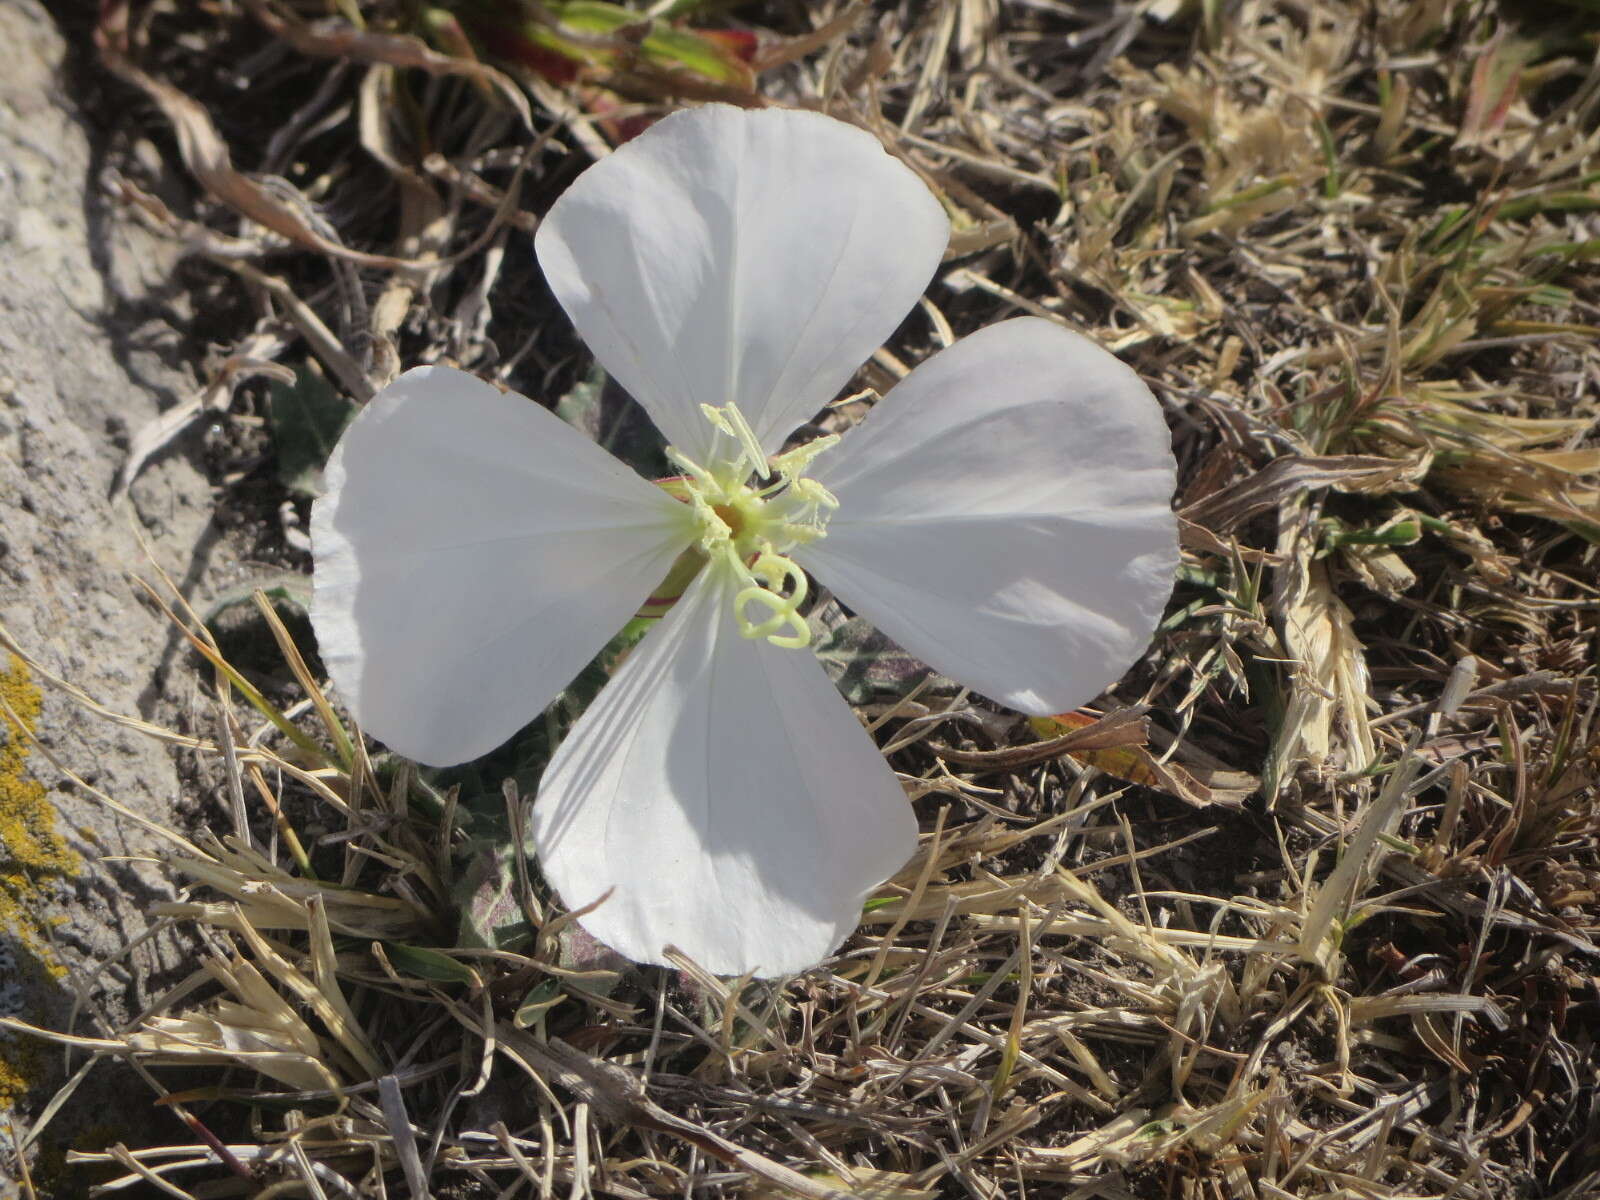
[114,331,291,500]
[243,0,533,127]
[1024,712,1241,807]
[1458,30,1538,147]
[934,708,1150,770]
[1267,512,1376,795]
[97,5,428,271]
[1182,453,1428,534]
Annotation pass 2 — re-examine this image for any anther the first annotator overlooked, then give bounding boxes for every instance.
[699,402,767,477]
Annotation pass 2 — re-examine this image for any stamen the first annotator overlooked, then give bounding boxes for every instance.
[795,477,839,509]
[735,553,811,648]
[769,433,839,482]
[699,402,767,477]
[657,407,842,649]
[664,445,719,493]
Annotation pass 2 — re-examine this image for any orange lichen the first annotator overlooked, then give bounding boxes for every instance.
[0,1022,43,1112]
[1,653,80,1106]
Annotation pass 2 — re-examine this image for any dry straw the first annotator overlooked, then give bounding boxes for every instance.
[3,0,1597,1196]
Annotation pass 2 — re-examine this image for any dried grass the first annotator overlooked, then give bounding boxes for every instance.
[5,0,1599,1196]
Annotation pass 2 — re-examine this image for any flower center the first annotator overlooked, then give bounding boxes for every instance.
[662,402,839,649]
[711,503,746,538]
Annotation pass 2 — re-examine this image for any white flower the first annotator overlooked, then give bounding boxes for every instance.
[312,104,1178,977]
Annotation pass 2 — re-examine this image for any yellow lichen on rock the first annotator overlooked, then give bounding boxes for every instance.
[0,653,79,933]
[1,653,81,1107]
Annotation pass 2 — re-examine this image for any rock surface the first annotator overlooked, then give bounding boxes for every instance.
[0,0,217,1178]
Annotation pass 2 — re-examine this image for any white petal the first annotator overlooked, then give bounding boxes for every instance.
[797,318,1178,716]
[531,560,915,977]
[535,104,950,463]
[312,366,694,767]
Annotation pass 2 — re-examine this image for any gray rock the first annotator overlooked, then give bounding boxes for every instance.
[0,0,219,1179]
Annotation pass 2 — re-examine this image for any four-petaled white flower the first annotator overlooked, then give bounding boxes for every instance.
[312,104,1178,977]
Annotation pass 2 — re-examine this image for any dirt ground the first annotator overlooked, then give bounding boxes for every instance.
[0,0,255,1173]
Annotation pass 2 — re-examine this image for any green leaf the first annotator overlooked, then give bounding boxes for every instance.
[203,573,313,628]
[441,622,652,950]
[453,835,533,951]
[511,925,629,1026]
[385,942,477,984]
[515,981,564,1026]
[554,365,669,477]
[650,0,733,16]
[267,365,357,497]
[552,361,606,437]
[1318,515,1423,551]
[539,1,751,83]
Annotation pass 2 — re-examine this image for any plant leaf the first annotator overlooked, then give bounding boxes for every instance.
[812,615,954,704]
[1027,712,1244,808]
[268,365,358,496]
[442,622,651,950]
[553,365,669,477]
[453,837,531,951]
[385,942,477,984]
